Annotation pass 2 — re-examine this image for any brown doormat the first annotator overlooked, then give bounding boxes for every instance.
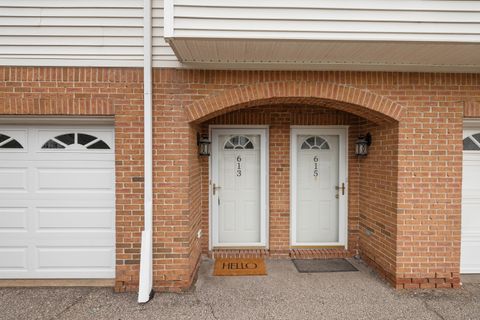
[213,258,267,276]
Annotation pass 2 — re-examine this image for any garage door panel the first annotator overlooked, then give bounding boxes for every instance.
[0,207,28,230]
[37,207,114,230]
[0,167,28,192]
[0,233,114,247]
[3,197,114,204]
[0,124,115,279]
[0,247,28,270]
[36,168,114,192]
[461,241,480,273]
[0,271,114,279]
[463,161,480,197]
[33,153,114,162]
[462,200,480,232]
[30,231,114,245]
[37,247,115,269]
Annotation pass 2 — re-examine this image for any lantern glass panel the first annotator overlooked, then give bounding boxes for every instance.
[355,139,368,156]
[199,140,211,156]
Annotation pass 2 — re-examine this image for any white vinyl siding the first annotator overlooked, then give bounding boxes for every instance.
[0,0,180,67]
[164,0,480,72]
[1,0,480,70]
[167,0,480,42]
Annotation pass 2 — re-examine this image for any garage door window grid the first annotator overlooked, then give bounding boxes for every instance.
[0,133,23,149]
[42,132,110,150]
[463,133,480,151]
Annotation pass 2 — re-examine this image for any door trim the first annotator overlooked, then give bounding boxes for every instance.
[290,126,348,247]
[0,116,114,125]
[209,125,269,249]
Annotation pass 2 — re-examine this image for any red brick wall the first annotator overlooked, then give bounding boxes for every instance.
[358,122,399,284]
[3,67,480,291]
[397,100,463,289]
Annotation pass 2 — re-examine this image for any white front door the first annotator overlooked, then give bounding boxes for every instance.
[291,127,347,246]
[461,126,480,273]
[0,125,115,279]
[211,128,267,247]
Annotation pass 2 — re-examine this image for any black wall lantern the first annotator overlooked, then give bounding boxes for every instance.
[355,132,372,156]
[197,133,211,156]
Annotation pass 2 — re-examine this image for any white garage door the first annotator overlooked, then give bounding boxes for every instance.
[462,128,480,273]
[0,125,115,279]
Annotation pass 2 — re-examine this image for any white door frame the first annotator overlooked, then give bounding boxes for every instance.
[209,125,269,249]
[290,126,348,247]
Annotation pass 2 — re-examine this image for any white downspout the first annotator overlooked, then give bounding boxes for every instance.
[138,0,153,304]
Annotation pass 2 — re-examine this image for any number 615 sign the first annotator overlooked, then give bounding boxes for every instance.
[313,155,319,177]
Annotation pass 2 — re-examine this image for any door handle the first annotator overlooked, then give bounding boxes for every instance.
[213,183,221,195]
[335,183,345,196]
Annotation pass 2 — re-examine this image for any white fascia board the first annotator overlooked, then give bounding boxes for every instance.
[163,0,175,39]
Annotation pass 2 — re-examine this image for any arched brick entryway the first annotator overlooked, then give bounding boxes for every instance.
[185,81,405,124]
[186,80,406,289]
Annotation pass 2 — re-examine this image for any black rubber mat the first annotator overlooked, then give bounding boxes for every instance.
[292,259,358,273]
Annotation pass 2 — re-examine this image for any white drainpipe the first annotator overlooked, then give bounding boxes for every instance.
[138,0,153,304]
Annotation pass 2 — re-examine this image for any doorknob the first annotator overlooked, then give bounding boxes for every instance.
[335,183,345,196]
[213,183,221,195]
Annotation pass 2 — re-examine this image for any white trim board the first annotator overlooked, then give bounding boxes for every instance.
[464,119,480,129]
[0,116,115,125]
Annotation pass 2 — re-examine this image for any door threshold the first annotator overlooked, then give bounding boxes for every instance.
[290,247,352,260]
[291,245,346,249]
[210,248,269,259]
[212,247,268,250]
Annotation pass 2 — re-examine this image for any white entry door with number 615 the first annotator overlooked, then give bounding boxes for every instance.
[291,127,348,247]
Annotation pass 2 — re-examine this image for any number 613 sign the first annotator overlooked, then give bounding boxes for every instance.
[236,155,242,177]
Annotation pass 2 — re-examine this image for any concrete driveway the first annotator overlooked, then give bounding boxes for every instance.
[1,258,479,320]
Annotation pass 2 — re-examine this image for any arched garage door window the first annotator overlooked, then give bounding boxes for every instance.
[0,133,23,149]
[464,133,480,151]
[42,133,110,150]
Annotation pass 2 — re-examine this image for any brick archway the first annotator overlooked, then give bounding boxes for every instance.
[185,81,405,124]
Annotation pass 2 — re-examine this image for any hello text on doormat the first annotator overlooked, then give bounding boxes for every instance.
[213,258,267,276]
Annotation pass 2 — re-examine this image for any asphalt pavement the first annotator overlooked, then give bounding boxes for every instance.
[1,258,479,320]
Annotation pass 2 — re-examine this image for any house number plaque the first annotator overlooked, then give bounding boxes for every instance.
[313,155,319,177]
[236,155,242,176]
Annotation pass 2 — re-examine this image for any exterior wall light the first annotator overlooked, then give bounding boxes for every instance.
[197,133,211,156]
[355,133,372,156]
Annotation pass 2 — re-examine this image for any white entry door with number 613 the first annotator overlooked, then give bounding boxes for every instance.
[211,127,268,248]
